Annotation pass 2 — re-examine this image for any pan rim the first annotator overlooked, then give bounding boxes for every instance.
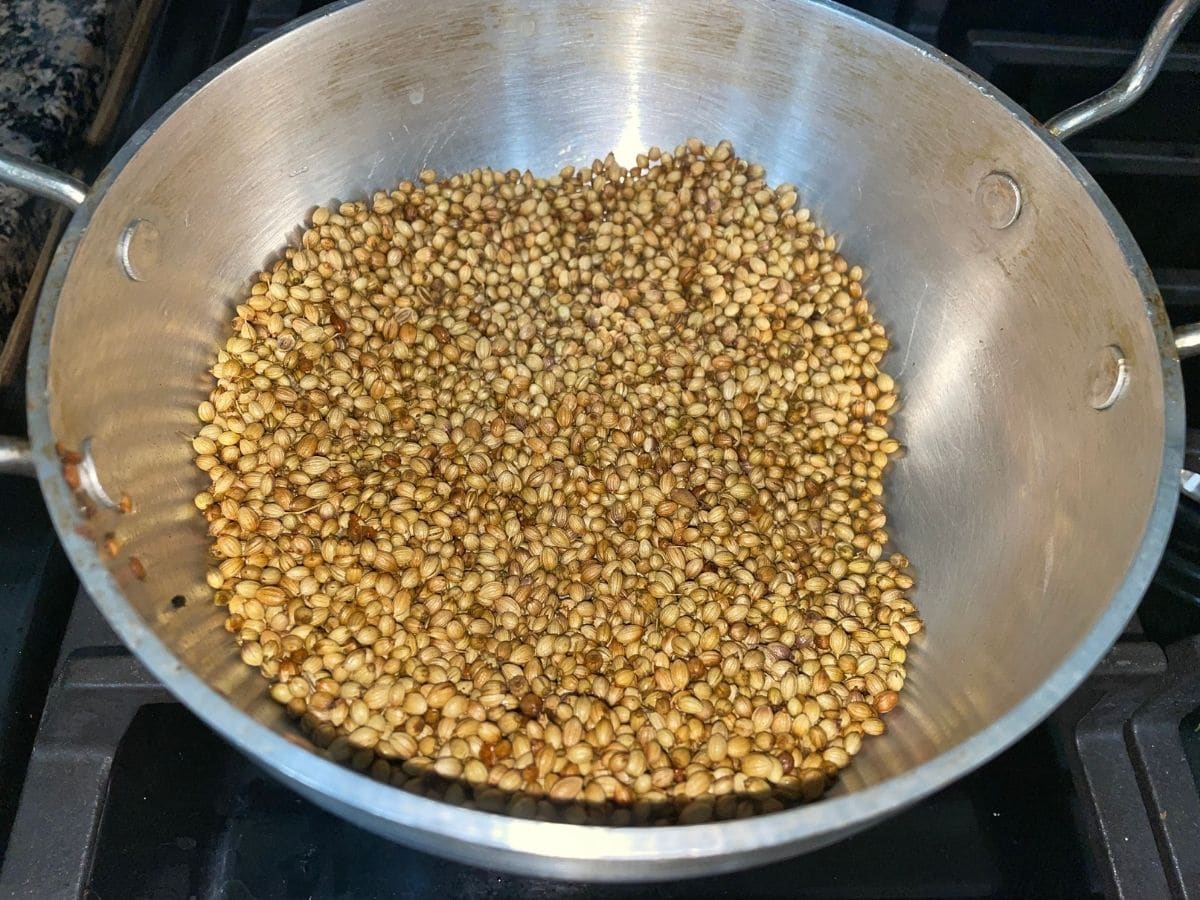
[22,0,1186,878]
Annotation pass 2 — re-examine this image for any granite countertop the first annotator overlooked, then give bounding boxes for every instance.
[0,0,137,343]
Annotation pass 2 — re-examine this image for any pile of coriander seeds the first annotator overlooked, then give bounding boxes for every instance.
[192,138,921,826]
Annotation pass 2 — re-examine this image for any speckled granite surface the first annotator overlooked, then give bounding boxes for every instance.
[0,0,137,342]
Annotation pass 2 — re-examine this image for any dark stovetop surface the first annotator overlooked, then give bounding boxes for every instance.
[2,1,1200,898]
[0,478,74,856]
[90,705,1082,899]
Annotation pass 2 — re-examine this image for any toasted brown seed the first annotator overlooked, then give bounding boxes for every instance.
[875,690,900,714]
[519,692,543,718]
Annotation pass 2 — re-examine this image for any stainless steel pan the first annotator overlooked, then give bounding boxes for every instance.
[0,0,1197,880]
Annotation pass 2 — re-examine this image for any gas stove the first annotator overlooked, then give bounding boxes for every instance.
[1,1,1199,897]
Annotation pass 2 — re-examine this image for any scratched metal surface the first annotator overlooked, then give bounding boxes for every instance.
[20,0,1184,879]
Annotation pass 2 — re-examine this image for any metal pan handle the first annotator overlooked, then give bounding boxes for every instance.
[1045,0,1200,141]
[0,437,33,476]
[0,152,88,208]
[0,151,87,476]
[1039,0,1200,365]
[1176,324,1200,360]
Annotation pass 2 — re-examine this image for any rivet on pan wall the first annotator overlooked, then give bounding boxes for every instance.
[76,436,120,509]
[117,218,161,281]
[976,172,1022,229]
[1088,345,1130,410]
